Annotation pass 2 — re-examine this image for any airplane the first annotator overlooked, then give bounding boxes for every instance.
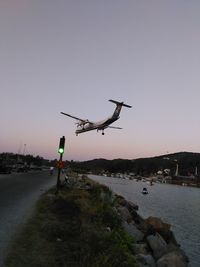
[61,99,132,136]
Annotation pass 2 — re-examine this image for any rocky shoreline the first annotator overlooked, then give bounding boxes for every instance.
[5,174,189,267]
[114,193,189,267]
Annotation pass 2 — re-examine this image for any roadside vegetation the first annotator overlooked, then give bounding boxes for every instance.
[5,176,137,267]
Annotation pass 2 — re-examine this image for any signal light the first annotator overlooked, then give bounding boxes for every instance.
[58,136,65,154]
[58,147,64,154]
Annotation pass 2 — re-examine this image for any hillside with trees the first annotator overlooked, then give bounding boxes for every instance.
[67,152,200,177]
[1,151,200,177]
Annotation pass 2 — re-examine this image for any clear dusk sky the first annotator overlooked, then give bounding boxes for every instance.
[1,0,200,161]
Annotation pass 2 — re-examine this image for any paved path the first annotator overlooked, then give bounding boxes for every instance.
[0,170,56,267]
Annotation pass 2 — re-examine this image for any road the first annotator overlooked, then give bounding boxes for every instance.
[0,170,56,267]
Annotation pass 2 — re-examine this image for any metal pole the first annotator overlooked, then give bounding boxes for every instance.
[56,153,63,194]
[55,136,65,194]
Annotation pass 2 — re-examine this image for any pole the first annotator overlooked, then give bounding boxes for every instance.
[175,163,179,177]
[56,153,63,194]
[55,136,65,194]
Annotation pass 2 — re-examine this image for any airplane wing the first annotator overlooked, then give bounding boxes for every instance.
[60,112,88,123]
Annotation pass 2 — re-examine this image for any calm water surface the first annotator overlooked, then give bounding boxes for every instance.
[89,175,200,267]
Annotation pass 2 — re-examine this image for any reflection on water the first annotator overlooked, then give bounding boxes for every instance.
[89,175,200,267]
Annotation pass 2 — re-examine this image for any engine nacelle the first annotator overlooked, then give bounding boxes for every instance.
[83,123,90,129]
[77,122,91,130]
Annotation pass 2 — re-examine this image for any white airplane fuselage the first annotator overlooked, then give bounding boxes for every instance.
[75,115,119,135]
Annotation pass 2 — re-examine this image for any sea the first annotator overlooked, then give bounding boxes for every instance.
[89,175,200,267]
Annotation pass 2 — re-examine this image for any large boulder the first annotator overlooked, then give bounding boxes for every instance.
[157,250,188,267]
[117,206,132,222]
[122,221,144,242]
[145,216,174,243]
[145,216,171,232]
[147,233,168,260]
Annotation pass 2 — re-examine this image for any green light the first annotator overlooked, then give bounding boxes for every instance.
[58,148,64,154]
[58,136,65,154]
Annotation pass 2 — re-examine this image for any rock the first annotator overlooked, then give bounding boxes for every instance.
[136,253,156,267]
[133,243,148,254]
[117,206,132,221]
[122,221,144,242]
[126,200,139,211]
[144,217,174,243]
[130,209,144,224]
[125,201,145,225]
[115,194,128,206]
[167,241,180,253]
[147,233,168,260]
[157,250,188,267]
[137,220,155,237]
[145,216,171,232]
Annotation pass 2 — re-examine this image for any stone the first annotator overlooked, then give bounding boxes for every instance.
[136,254,156,267]
[117,206,132,221]
[138,220,155,237]
[122,221,144,242]
[157,250,188,267]
[144,217,174,243]
[133,243,148,254]
[166,241,180,253]
[126,200,139,211]
[145,216,171,232]
[147,233,168,260]
[115,194,127,206]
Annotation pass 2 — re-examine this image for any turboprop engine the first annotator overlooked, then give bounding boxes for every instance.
[76,120,90,130]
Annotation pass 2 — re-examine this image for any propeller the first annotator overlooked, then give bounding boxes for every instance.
[75,120,90,130]
[75,119,89,125]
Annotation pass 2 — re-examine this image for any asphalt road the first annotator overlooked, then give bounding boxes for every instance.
[0,170,56,267]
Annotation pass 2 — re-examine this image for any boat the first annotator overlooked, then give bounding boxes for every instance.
[142,187,148,194]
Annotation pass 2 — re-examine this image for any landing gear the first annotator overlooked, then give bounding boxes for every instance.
[97,129,105,135]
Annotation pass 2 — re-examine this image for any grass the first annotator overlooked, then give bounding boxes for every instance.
[5,177,137,267]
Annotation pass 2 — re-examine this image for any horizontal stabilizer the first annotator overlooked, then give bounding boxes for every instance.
[107,126,123,129]
[109,99,132,108]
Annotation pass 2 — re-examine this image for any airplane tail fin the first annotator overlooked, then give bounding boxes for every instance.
[109,99,132,108]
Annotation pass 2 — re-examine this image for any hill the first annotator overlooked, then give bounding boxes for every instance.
[68,152,200,176]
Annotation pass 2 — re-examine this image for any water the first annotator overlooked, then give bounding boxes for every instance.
[89,175,200,267]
